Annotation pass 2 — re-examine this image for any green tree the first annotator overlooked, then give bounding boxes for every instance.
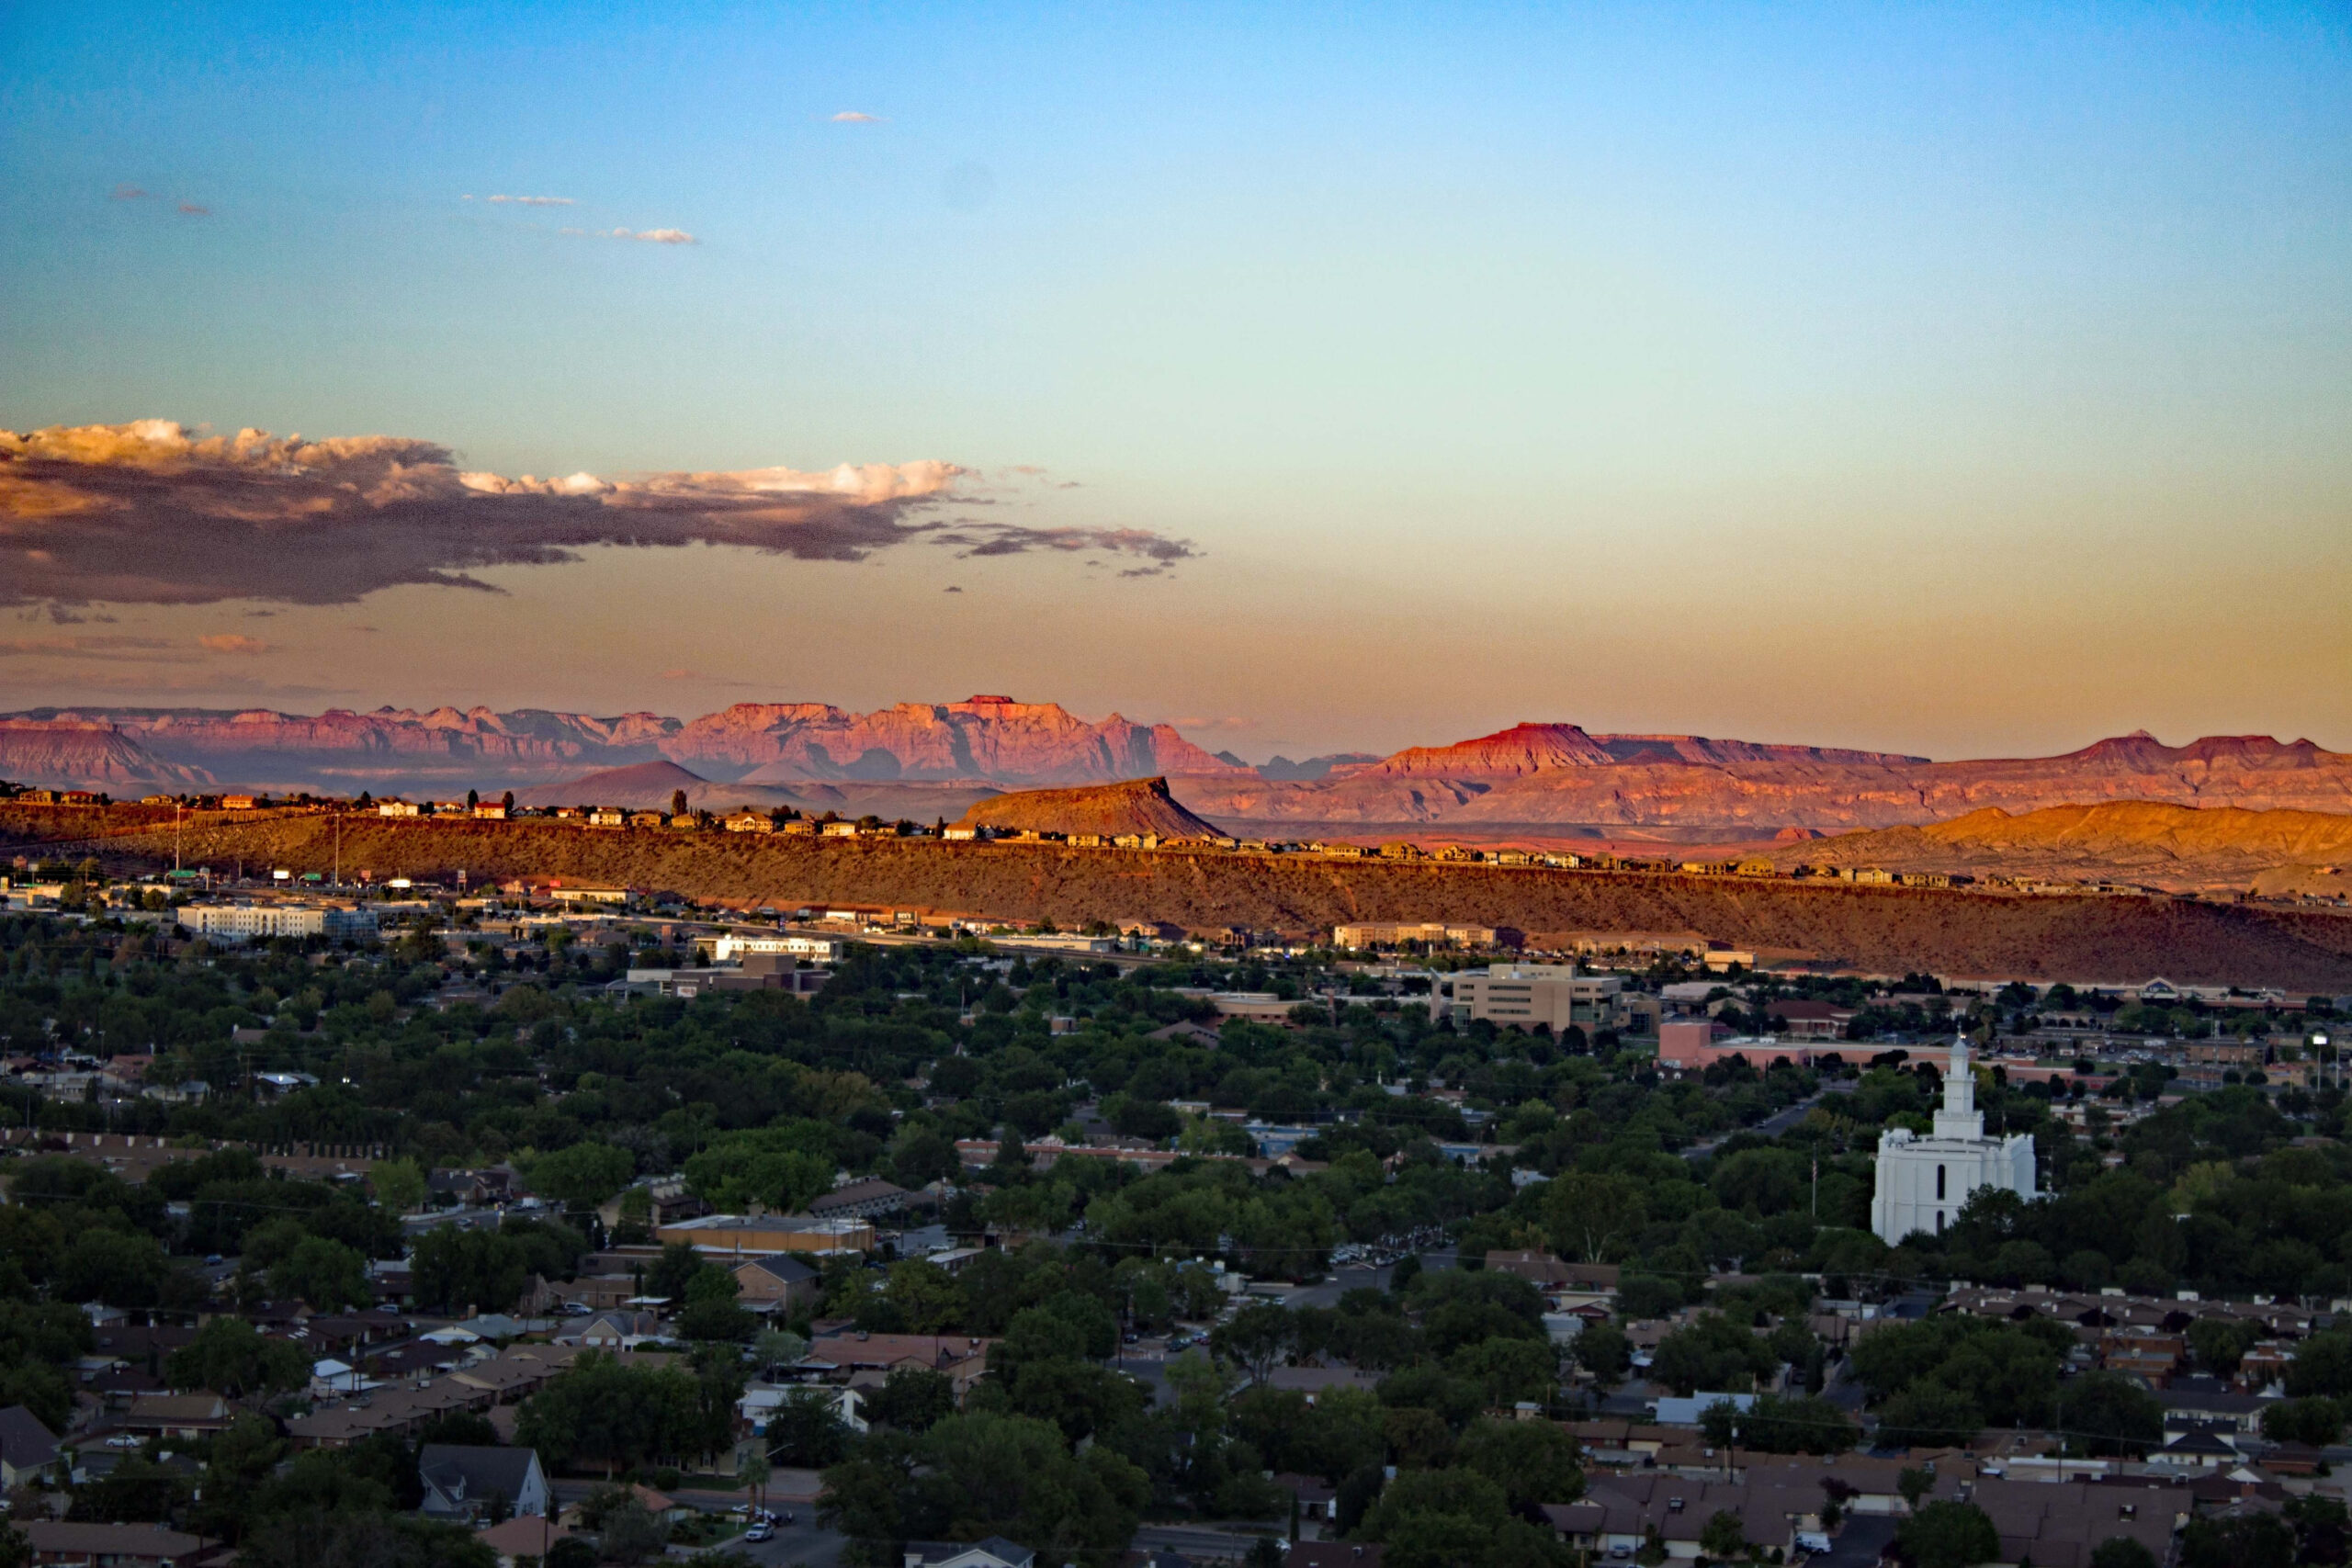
[2056,1371,2163,1458]
[2259,1396,2343,1447]
[1896,1501,2001,1568]
[2178,1512,2296,1568]
[167,1314,310,1400]
[2088,1539,2158,1568]
[1572,1321,1631,1383]
[269,1235,371,1312]
[371,1158,429,1215]
[525,1143,636,1212]
[1213,1303,1295,1385]
[1700,1508,1748,1561]
[1542,1174,1647,1263]
[1455,1417,1584,1510]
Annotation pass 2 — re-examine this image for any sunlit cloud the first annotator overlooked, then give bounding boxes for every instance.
[0,420,1194,606]
[110,185,151,200]
[831,111,883,123]
[177,204,209,216]
[198,634,268,654]
[562,226,697,244]
[487,194,575,206]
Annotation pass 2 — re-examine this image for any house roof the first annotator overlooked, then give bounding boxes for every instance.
[0,1404,58,1471]
[735,1254,819,1284]
[809,1177,911,1213]
[1289,1544,1385,1568]
[477,1515,571,1555]
[418,1443,541,1503]
[21,1520,205,1559]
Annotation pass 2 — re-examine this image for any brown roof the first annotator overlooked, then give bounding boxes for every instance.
[22,1520,206,1560]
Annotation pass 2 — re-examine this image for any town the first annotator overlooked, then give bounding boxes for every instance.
[0,830,2333,1568]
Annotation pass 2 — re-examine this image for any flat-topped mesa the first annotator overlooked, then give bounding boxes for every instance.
[950,777,1225,840]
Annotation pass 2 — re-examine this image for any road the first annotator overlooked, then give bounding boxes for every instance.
[1133,1523,1279,1561]
[1679,1089,1847,1162]
[547,1477,842,1563]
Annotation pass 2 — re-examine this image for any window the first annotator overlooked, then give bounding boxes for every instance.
[1936,1210,1945,1234]
[1936,1164,1947,1200]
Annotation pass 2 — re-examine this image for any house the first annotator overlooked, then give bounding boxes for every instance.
[1763,999,1855,1041]
[731,1255,820,1312]
[1486,1249,1572,1287]
[569,1310,662,1348]
[123,1393,232,1439]
[1288,1546,1384,1568]
[416,1444,549,1520]
[901,1539,1036,1568]
[725,814,775,833]
[477,1514,572,1568]
[0,1404,58,1487]
[808,1178,922,1222]
[803,1333,999,1399]
[19,1521,216,1567]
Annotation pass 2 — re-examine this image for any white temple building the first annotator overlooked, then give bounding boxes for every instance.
[1870,1036,2036,1245]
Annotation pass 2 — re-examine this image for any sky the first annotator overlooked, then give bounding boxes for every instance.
[1,2,2346,763]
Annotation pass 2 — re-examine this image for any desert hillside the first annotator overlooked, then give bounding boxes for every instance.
[10,807,2352,988]
[1763,801,2352,898]
[952,777,1223,839]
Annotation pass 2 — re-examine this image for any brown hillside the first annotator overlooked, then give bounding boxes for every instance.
[1764,801,2352,898]
[13,807,2352,989]
[953,778,1224,840]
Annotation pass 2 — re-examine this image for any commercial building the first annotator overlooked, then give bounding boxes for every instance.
[708,932,845,964]
[548,886,631,908]
[653,1213,875,1257]
[1442,964,1625,1032]
[180,902,378,943]
[1871,1037,2036,1244]
[1334,921,1497,950]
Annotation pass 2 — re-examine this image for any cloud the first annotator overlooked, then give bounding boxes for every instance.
[943,585,963,593]
[0,635,185,662]
[1169,716,1259,732]
[487,194,574,206]
[198,634,268,654]
[568,227,696,244]
[111,185,151,200]
[0,420,1194,606]
[931,523,1196,577]
[831,111,883,123]
[177,204,209,216]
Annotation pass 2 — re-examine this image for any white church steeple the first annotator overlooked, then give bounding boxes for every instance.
[1869,1033,2036,1245]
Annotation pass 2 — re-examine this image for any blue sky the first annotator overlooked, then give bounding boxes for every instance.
[2,3,2346,759]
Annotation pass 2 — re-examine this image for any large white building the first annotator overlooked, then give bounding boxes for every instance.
[1871,1037,2036,1245]
[181,903,378,944]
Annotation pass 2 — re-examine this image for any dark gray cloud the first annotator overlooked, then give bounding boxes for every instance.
[0,421,1195,606]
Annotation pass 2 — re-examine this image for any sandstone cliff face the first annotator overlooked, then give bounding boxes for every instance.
[0,720,211,790]
[8,705,676,790]
[951,777,1223,839]
[1174,729,2352,830]
[670,697,1248,784]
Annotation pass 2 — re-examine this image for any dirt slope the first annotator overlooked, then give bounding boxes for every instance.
[1759,800,2352,898]
[951,778,1224,839]
[17,808,2352,988]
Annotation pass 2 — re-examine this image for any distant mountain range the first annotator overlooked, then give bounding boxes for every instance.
[2,702,2348,836]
